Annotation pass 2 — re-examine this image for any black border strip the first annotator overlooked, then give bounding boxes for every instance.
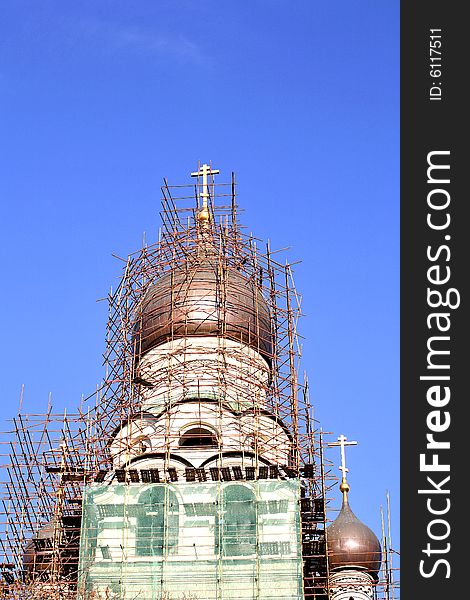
[401,3,466,597]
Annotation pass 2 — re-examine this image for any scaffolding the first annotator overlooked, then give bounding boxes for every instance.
[0,168,398,599]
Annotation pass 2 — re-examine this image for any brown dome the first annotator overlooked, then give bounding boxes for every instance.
[327,493,382,577]
[23,522,54,575]
[135,257,272,361]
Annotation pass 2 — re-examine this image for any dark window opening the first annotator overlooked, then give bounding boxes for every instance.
[179,427,218,448]
[216,485,257,557]
[136,487,179,557]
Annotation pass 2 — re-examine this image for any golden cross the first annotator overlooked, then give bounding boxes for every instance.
[191,163,220,211]
[327,434,358,482]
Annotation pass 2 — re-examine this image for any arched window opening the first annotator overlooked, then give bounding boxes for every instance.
[179,427,218,448]
[217,485,257,557]
[136,487,179,556]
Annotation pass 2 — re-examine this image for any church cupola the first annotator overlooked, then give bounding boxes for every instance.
[327,483,382,577]
[135,255,273,361]
[327,435,382,600]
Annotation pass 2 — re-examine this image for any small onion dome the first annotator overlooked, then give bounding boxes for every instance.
[327,485,382,577]
[23,522,54,575]
[134,257,273,361]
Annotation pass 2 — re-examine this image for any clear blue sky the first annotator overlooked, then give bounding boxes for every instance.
[0,0,399,551]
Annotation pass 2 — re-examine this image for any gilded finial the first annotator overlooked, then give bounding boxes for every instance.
[339,479,350,502]
[197,205,211,224]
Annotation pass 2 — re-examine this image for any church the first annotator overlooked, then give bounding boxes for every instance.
[0,164,396,600]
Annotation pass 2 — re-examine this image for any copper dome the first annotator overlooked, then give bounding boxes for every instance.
[327,493,382,577]
[135,257,273,361]
[22,522,54,575]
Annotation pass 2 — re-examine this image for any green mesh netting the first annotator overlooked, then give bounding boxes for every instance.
[77,480,303,600]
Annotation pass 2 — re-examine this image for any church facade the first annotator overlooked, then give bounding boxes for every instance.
[1,164,388,600]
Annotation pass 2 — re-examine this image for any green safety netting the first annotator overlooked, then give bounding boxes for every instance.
[78,479,303,600]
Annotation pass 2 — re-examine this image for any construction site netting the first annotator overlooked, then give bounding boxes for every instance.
[78,480,303,600]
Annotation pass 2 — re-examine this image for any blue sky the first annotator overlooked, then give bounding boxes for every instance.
[0,0,399,551]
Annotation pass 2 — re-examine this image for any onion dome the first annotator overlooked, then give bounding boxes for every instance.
[134,255,273,361]
[23,522,54,575]
[327,482,382,577]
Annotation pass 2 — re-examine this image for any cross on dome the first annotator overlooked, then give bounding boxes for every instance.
[327,434,358,484]
[191,162,220,211]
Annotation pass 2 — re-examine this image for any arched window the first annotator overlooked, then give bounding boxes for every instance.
[217,485,257,556]
[136,487,179,556]
[179,427,218,448]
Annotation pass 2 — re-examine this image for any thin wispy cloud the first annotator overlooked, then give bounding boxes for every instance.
[76,18,212,68]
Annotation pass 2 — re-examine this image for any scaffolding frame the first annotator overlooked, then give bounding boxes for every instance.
[0,170,398,600]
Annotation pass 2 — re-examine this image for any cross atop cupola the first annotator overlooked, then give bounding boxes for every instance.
[191,163,220,225]
[327,434,358,496]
